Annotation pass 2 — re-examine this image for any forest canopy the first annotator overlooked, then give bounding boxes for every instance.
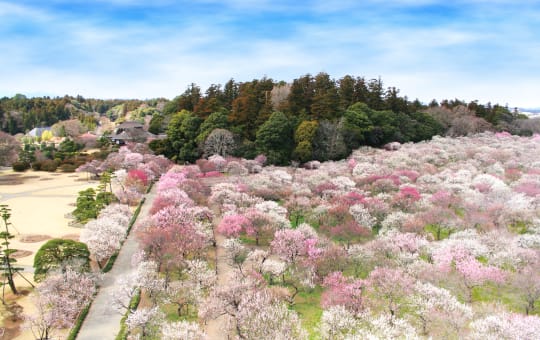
[1,73,527,165]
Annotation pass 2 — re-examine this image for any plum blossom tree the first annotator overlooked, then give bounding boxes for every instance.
[161,320,206,340]
[270,226,323,301]
[318,305,359,340]
[321,272,365,314]
[223,238,249,275]
[366,267,414,317]
[318,306,420,340]
[217,214,252,238]
[235,290,307,339]
[26,268,98,339]
[469,312,540,340]
[432,244,505,303]
[111,274,140,313]
[410,281,472,337]
[125,306,164,339]
[80,217,125,268]
[348,204,376,230]
[512,261,540,315]
[137,219,208,276]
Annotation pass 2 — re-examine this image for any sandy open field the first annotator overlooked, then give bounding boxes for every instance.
[0,168,97,339]
[0,168,97,267]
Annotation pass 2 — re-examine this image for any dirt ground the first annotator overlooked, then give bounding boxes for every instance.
[0,168,97,339]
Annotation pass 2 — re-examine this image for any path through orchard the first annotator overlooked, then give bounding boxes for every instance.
[202,177,236,340]
[76,185,157,340]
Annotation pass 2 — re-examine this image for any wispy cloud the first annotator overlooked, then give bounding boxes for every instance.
[0,0,539,107]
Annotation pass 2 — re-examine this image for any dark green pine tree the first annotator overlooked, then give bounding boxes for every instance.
[0,205,24,296]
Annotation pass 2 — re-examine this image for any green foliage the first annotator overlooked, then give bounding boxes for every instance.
[342,102,373,149]
[293,120,318,162]
[195,109,229,145]
[148,114,165,134]
[72,188,98,223]
[33,239,90,282]
[509,221,529,234]
[166,110,203,163]
[424,224,452,240]
[19,143,37,164]
[256,111,293,165]
[148,138,173,157]
[471,283,533,314]
[59,138,83,153]
[290,286,323,340]
[12,161,30,172]
[0,205,23,294]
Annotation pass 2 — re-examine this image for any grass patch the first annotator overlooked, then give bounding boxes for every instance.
[508,220,529,234]
[471,283,536,314]
[290,215,305,228]
[161,303,198,322]
[424,224,452,240]
[238,234,272,246]
[291,286,323,340]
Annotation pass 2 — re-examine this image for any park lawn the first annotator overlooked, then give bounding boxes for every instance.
[291,286,323,340]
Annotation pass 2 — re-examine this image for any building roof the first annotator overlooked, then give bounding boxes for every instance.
[116,121,144,129]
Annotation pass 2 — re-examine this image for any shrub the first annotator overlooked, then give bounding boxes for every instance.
[41,159,59,172]
[12,161,30,172]
[33,239,90,282]
[31,161,42,171]
[61,163,78,172]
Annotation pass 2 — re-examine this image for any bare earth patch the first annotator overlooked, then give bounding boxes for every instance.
[0,290,30,339]
[38,177,53,181]
[0,174,24,185]
[19,234,51,243]
[11,250,33,259]
[61,233,80,241]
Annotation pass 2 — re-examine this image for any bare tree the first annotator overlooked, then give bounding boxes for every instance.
[203,128,236,157]
[0,132,20,166]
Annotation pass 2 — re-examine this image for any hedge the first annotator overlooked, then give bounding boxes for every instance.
[115,288,141,340]
[66,297,94,340]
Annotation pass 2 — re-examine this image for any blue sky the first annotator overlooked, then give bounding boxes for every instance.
[1,0,539,108]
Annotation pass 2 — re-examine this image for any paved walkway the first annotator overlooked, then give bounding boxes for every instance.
[77,185,157,340]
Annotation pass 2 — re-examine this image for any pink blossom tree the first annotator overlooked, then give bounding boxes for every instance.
[217,214,252,238]
[366,267,414,317]
[321,271,365,314]
[433,245,505,303]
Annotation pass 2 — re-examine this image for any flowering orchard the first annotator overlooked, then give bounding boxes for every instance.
[199,132,540,339]
[101,133,540,339]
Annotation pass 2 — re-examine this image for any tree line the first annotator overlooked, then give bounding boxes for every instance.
[0,94,153,134]
[1,72,528,165]
[150,73,523,164]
